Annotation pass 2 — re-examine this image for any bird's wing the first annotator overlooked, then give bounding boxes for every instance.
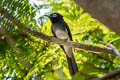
[63,21,73,41]
[51,25,56,37]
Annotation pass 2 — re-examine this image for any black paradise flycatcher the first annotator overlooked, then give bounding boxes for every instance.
[44,13,78,76]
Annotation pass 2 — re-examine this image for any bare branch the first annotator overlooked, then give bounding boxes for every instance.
[94,70,120,80]
[0,8,119,56]
[100,41,120,58]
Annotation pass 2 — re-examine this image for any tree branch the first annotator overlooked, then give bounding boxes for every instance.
[74,0,120,35]
[94,70,120,80]
[100,41,120,58]
[0,8,119,56]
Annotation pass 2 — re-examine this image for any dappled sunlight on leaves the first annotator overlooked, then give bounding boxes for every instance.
[0,0,120,80]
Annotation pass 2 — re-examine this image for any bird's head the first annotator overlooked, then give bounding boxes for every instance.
[44,13,63,23]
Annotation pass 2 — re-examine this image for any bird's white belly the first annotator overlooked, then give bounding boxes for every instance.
[55,30,69,39]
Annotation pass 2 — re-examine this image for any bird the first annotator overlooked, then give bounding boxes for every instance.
[44,13,78,76]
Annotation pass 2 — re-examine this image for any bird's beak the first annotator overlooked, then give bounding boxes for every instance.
[44,15,51,18]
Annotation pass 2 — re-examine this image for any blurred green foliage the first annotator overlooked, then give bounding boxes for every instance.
[0,0,120,80]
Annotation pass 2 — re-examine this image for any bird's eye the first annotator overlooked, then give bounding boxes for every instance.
[52,14,57,17]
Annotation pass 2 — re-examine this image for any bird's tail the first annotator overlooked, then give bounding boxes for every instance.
[66,53,78,76]
[60,46,78,76]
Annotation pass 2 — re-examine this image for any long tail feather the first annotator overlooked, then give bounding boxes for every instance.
[60,46,78,76]
[66,53,78,76]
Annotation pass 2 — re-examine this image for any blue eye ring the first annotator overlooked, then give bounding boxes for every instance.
[52,14,57,17]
